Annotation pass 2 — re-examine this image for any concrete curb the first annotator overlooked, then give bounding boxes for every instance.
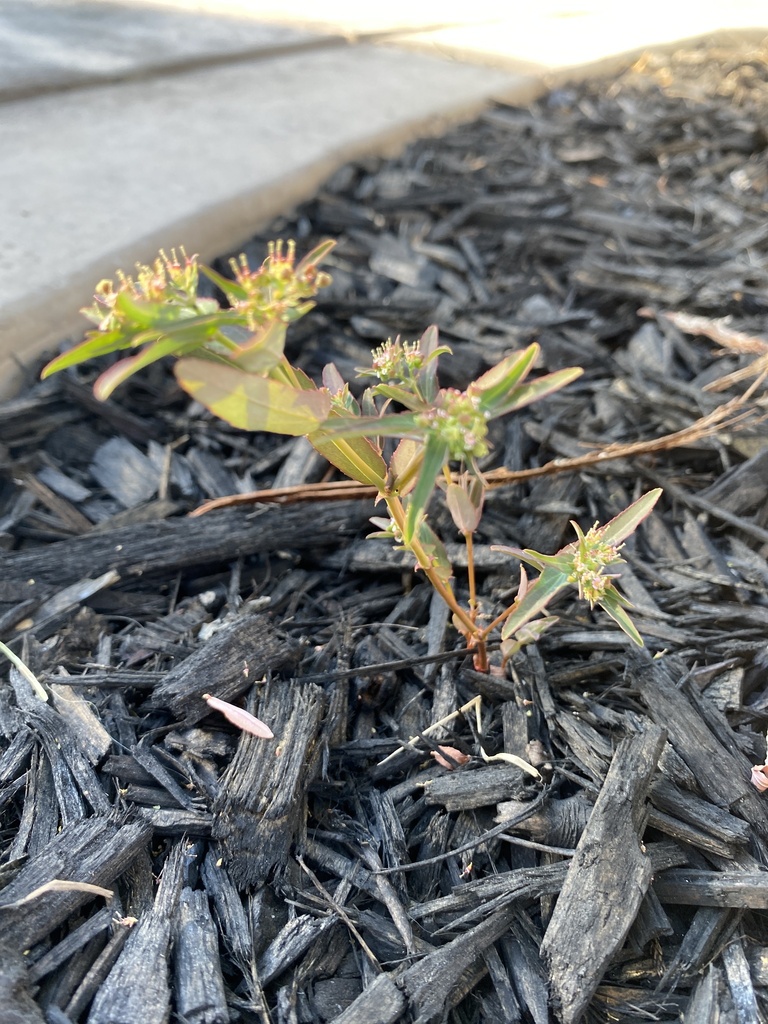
[1,46,532,397]
[1,11,766,398]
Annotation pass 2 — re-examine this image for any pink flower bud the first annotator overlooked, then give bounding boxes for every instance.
[751,764,768,792]
[203,693,274,739]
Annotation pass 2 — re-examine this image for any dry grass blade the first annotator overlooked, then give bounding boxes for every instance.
[296,854,381,970]
[703,353,768,393]
[640,306,768,393]
[1,880,113,909]
[640,307,768,355]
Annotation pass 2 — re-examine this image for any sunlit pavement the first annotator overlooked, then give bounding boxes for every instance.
[1,0,765,394]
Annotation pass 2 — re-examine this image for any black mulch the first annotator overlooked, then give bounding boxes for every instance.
[2,42,768,1024]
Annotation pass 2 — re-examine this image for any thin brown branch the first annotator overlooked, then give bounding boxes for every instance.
[485,386,759,489]
[189,479,378,515]
[189,388,759,515]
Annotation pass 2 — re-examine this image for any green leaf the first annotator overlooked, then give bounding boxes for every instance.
[315,411,425,441]
[485,366,583,419]
[501,567,569,640]
[501,615,558,659]
[267,358,314,390]
[415,518,453,585]
[601,489,662,546]
[322,367,361,416]
[113,291,182,329]
[309,431,387,488]
[361,388,378,418]
[283,300,316,323]
[417,325,445,403]
[597,588,644,646]
[41,329,138,377]
[388,439,423,496]
[93,334,205,399]
[175,358,331,434]
[229,320,286,373]
[321,362,346,396]
[472,344,539,412]
[42,306,244,383]
[419,324,440,359]
[495,546,574,575]
[199,263,248,303]
[404,433,449,543]
[295,238,336,273]
[370,383,427,411]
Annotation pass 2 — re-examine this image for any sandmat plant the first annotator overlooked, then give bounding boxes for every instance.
[42,240,660,673]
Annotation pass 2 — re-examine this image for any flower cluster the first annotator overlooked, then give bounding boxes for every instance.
[228,240,331,329]
[416,388,490,461]
[364,337,424,382]
[81,248,206,332]
[567,523,622,606]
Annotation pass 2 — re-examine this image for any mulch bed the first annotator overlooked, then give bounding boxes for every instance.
[2,41,768,1024]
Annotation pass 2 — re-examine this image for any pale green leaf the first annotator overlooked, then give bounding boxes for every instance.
[501,567,569,640]
[113,291,179,329]
[597,588,644,646]
[445,482,483,535]
[295,238,336,272]
[486,365,583,418]
[94,336,192,400]
[175,358,331,434]
[371,384,426,411]
[41,329,139,378]
[388,439,423,496]
[472,344,539,411]
[417,325,446,403]
[415,518,453,584]
[500,615,558,660]
[404,434,449,543]
[200,263,248,302]
[321,362,346,395]
[494,545,574,575]
[601,489,663,546]
[315,411,424,441]
[309,432,387,488]
[230,320,286,373]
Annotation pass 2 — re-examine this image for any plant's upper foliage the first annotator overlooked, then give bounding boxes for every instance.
[41,240,661,666]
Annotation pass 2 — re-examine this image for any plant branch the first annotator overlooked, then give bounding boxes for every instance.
[189,388,756,516]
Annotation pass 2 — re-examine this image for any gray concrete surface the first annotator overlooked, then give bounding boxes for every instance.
[1,1,767,397]
[0,0,334,100]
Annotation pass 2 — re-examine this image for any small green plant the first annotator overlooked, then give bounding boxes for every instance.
[42,240,661,672]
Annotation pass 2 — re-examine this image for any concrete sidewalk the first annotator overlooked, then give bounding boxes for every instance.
[1,1,767,397]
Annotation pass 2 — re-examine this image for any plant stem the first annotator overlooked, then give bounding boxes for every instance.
[478,603,519,643]
[465,531,478,621]
[384,497,468,627]
[463,535,490,669]
[384,496,488,671]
